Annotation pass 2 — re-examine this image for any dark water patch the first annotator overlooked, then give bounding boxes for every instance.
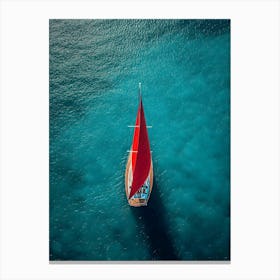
[175,19,230,38]
[130,176,179,260]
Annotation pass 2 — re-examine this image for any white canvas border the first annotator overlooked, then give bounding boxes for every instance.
[0,0,279,279]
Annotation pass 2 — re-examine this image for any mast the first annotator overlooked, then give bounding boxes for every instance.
[129,84,151,199]
[138,82,141,101]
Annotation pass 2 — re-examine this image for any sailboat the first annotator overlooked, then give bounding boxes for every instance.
[125,83,153,207]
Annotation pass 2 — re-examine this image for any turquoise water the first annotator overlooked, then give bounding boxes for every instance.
[49,19,230,261]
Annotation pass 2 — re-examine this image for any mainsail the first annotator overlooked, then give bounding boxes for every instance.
[129,95,151,199]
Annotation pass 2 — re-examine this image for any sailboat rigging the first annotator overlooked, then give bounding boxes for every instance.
[125,83,153,207]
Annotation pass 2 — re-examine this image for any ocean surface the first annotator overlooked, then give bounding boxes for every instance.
[49,19,230,261]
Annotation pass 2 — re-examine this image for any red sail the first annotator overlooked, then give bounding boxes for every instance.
[131,104,140,174]
[129,98,151,199]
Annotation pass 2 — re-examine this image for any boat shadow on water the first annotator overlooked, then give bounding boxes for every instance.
[130,176,180,261]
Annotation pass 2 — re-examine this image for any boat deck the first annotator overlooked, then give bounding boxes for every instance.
[125,151,153,207]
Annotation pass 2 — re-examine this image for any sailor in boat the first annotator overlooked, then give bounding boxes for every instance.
[129,177,150,200]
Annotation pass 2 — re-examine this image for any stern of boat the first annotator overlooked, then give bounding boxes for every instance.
[125,151,153,207]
